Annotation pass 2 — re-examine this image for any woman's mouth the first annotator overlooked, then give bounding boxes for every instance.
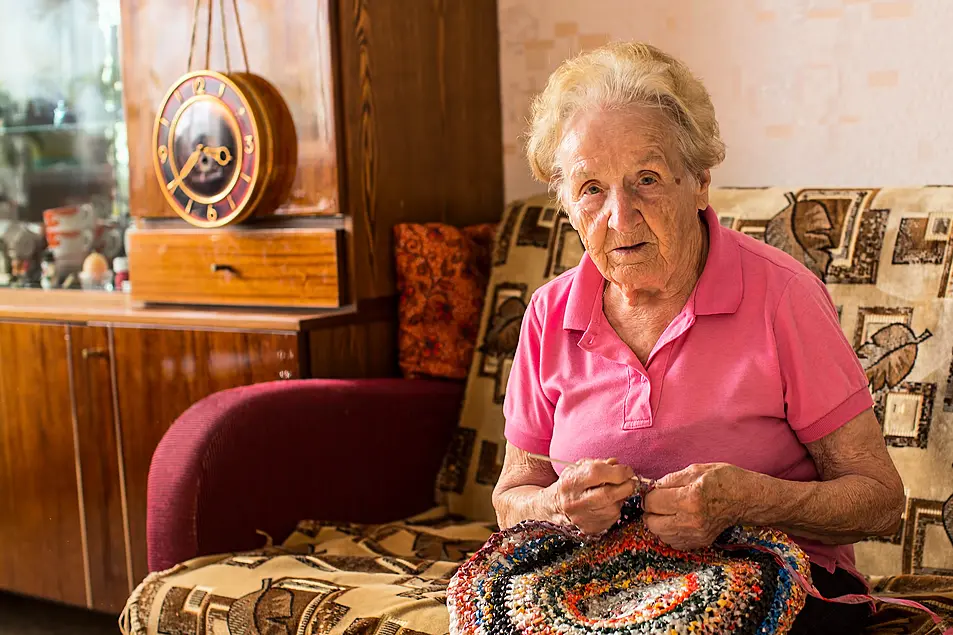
[613,242,647,253]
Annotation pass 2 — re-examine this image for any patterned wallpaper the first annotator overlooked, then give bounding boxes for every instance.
[499,0,953,200]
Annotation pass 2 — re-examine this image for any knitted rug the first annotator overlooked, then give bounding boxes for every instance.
[447,497,810,635]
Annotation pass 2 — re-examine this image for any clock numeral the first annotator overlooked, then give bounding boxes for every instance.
[157,145,168,165]
[193,77,206,95]
[244,135,255,154]
[207,205,218,222]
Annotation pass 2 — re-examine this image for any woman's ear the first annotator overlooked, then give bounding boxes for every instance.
[694,169,711,211]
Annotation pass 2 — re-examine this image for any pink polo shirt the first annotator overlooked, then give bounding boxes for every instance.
[503,205,874,575]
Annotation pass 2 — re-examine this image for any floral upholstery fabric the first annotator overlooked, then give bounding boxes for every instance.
[436,188,953,580]
[394,223,497,380]
[120,508,495,635]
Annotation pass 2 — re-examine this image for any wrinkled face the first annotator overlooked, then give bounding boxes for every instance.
[556,107,710,294]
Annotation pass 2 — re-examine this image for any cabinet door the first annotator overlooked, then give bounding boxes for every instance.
[70,326,131,612]
[0,322,86,606]
[111,327,302,586]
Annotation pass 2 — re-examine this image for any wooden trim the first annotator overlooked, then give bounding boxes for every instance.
[0,288,357,331]
[108,327,135,595]
[64,325,94,609]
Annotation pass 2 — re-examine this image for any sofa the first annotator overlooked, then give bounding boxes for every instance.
[120,187,953,635]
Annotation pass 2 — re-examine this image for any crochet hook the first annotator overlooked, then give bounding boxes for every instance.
[526,452,655,490]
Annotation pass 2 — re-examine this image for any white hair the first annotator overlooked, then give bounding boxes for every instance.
[526,41,726,193]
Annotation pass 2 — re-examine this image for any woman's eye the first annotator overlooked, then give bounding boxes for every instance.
[583,184,602,196]
[639,175,658,186]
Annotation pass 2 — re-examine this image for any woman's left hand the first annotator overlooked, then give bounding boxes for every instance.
[642,463,747,550]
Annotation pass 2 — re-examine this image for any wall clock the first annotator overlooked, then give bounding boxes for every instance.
[151,63,296,227]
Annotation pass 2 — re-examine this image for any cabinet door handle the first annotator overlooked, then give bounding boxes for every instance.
[81,347,109,360]
[210,263,238,274]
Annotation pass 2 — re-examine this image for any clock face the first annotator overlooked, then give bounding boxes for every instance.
[153,71,262,227]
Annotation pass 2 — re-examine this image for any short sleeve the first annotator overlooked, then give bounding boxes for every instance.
[773,272,874,443]
[502,296,556,454]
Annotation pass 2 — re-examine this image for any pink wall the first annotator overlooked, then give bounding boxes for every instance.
[500,0,953,199]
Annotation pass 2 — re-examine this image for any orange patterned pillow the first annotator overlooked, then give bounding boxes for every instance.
[394,223,497,379]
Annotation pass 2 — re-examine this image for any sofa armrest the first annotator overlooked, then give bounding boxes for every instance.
[147,378,464,572]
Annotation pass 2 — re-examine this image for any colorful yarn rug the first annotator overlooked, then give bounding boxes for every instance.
[448,496,811,635]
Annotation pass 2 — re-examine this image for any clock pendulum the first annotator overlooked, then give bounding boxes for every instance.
[152,0,297,228]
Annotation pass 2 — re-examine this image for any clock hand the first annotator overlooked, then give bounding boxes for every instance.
[166,144,204,191]
[202,146,232,166]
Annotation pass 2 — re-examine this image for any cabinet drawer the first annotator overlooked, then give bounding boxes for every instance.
[128,228,345,308]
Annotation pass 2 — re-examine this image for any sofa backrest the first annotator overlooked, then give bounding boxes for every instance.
[435,187,953,578]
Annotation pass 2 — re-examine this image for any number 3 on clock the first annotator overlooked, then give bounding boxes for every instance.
[244,135,255,154]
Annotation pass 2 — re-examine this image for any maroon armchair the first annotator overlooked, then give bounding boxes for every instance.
[146,378,464,572]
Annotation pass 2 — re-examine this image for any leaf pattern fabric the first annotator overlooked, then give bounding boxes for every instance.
[856,324,933,392]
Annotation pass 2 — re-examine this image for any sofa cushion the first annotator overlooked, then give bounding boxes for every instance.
[118,510,953,635]
[436,187,953,579]
[394,223,497,380]
[119,508,495,635]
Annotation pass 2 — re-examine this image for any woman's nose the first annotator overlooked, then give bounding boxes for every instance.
[607,190,643,233]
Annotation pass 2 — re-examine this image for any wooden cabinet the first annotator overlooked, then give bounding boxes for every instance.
[0,292,396,612]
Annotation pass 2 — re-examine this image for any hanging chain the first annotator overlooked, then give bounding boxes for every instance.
[219,0,231,73]
[185,0,250,74]
[230,0,251,72]
[205,0,213,69]
[186,0,201,72]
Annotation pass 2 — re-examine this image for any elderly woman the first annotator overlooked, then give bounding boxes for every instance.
[492,42,904,634]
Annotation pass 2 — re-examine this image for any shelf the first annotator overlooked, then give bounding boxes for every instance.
[0,121,122,137]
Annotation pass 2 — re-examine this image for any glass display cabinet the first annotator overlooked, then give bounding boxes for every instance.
[0,0,128,290]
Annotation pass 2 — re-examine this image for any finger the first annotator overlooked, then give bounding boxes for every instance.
[581,479,638,509]
[642,487,685,516]
[643,512,680,539]
[654,464,702,489]
[577,460,635,488]
[574,504,626,535]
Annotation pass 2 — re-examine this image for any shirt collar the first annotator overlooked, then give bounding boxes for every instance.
[563,205,743,331]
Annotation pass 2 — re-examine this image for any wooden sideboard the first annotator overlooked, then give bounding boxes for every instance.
[0,289,396,612]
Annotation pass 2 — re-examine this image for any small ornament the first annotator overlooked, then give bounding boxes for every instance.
[40,250,57,290]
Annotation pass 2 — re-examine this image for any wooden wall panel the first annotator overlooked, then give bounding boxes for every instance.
[120,0,340,219]
[111,326,303,586]
[309,317,398,379]
[336,0,505,300]
[0,323,87,606]
[68,325,131,613]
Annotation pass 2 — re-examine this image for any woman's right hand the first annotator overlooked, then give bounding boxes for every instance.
[548,458,638,534]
